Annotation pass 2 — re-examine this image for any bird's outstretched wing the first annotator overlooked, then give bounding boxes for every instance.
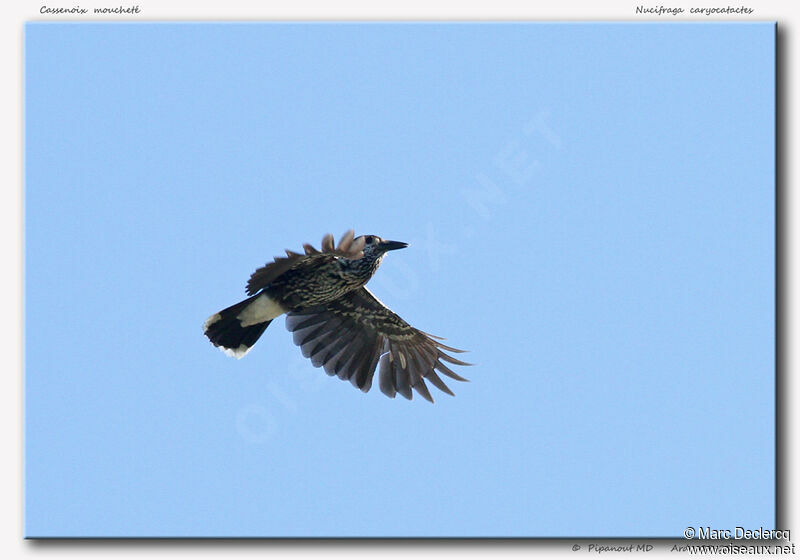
[246,230,366,296]
[285,287,470,402]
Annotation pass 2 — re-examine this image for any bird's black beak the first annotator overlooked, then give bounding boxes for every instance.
[380,240,408,252]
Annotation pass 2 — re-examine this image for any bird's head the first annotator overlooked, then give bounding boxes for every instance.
[358,235,408,258]
[338,234,408,279]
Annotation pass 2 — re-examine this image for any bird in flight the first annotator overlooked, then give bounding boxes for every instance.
[203,230,469,402]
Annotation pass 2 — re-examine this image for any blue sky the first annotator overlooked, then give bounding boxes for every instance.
[25,22,774,537]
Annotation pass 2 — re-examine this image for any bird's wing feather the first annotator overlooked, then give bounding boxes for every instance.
[285,287,469,402]
[246,252,308,296]
[246,230,366,296]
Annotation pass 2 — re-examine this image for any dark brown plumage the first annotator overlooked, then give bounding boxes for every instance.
[204,230,470,402]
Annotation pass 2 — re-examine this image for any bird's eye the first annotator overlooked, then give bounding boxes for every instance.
[364,235,375,244]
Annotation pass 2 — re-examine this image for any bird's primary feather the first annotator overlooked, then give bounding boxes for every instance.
[285,287,470,402]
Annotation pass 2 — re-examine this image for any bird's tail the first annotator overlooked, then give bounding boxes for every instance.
[203,294,275,359]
